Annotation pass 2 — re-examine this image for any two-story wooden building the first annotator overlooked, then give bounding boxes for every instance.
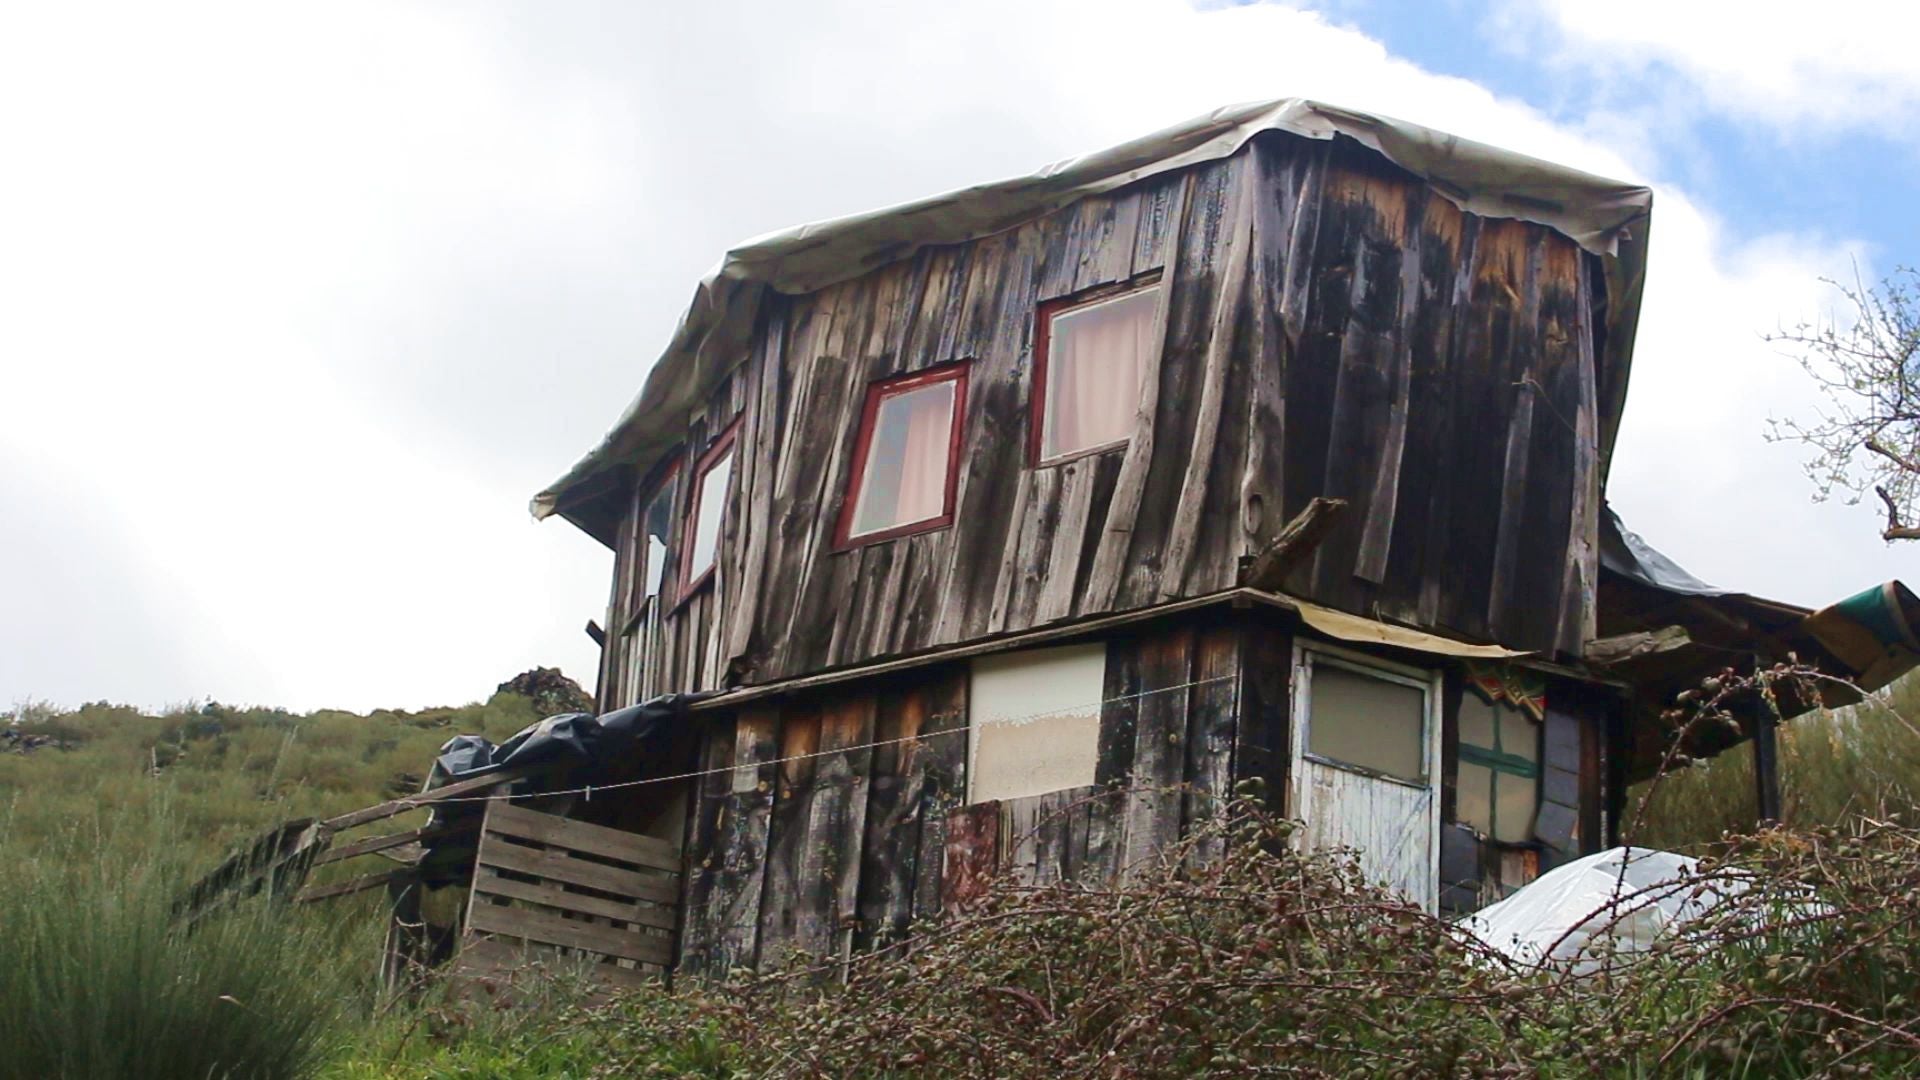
[519,99,1919,979]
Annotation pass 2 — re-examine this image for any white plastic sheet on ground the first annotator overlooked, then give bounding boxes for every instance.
[1462,846,1747,971]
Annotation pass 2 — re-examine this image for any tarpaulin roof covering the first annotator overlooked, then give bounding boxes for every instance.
[532,97,1654,530]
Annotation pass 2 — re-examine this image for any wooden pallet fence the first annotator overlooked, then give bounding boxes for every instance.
[457,802,682,989]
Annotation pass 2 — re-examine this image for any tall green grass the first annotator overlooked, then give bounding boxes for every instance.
[1629,672,1920,851]
[0,809,362,1080]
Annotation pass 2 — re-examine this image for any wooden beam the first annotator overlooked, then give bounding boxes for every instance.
[310,822,475,867]
[586,619,607,647]
[295,868,405,904]
[1583,625,1690,666]
[1239,497,1346,591]
[320,768,532,833]
[1753,704,1782,825]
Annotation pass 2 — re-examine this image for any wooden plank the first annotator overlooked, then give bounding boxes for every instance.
[818,693,878,966]
[472,869,677,931]
[312,822,473,867]
[1352,179,1429,585]
[1240,497,1346,591]
[468,900,674,966]
[1183,623,1241,866]
[1159,157,1257,598]
[1034,456,1097,625]
[321,767,531,832]
[756,706,822,966]
[705,708,780,976]
[1080,174,1192,613]
[483,803,681,873]
[457,936,659,991]
[477,838,678,904]
[294,868,403,904]
[855,682,930,952]
[910,668,970,924]
[1120,625,1196,878]
[1232,616,1291,813]
[675,719,733,974]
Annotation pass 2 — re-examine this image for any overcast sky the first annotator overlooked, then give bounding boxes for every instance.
[3,1,1916,713]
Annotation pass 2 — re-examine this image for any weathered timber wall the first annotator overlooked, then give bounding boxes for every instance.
[674,613,1274,976]
[601,131,1602,704]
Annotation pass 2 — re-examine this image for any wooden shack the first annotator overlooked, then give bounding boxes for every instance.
[507,99,1919,981]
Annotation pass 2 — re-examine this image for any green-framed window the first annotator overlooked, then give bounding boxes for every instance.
[1455,691,1540,844]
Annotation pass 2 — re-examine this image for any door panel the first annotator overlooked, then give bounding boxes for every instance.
[1289,646,1441,911]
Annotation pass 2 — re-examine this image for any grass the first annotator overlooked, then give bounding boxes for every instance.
[0,690,563,1079]
[0,806,364,1080]
[1628,671,1920,852]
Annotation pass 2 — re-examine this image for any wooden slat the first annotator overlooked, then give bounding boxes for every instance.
[468,900,674,966]
[477,838,678,904]
[322,768,531,832]
[1159,157,1257,598]
[458,936,659,990]
[313,822,473,867]
[472,869,677,931]
[483,803,681,873]
[294,868,403,903]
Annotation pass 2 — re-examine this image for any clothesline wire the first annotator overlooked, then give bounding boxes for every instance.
[405,674,1238,809]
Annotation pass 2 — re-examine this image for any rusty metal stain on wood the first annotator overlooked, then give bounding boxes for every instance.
[940,800,1001,911]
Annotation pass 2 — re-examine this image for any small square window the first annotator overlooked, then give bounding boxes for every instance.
[836,364,967,547]
[968,642,1105,804]
[1304,658,1429,784]
[1033,283,1161,464]
[679,423,738,600]
[1456,692,1541,844]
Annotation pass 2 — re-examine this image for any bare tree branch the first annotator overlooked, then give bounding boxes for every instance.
[1767,266,1920,542]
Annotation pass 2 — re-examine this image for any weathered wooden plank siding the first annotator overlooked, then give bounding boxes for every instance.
[605,130,1601,699]
[676,617,1254,974]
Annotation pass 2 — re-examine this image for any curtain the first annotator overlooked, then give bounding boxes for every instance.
[850,380,955,537]
[1046,287,1157,459]
[892,383,954,525]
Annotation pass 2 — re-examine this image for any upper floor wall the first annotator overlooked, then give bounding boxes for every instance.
[601,132,1605,703]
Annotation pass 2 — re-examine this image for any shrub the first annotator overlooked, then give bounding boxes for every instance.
[393,793,1920,1078]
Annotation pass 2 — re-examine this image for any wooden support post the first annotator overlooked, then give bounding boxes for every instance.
[1753,702,1783,826]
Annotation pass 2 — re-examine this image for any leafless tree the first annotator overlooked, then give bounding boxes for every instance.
[1767,266,1920,540]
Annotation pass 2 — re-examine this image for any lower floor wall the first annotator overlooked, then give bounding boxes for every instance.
[670,608,1613,978]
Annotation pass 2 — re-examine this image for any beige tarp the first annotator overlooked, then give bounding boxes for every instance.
[532,97,1653,523]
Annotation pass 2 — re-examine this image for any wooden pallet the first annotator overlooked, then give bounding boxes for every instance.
[456,802,681,991]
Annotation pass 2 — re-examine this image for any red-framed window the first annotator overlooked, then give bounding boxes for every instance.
[834,362,969,549]
[1030,279,1162,466]
[678,420,739,603]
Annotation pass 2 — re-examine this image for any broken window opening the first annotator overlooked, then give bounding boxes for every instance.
[679,423,738,602]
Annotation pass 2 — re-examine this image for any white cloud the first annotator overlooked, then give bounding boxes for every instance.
[0,0,1902,711]
[1512,1,1920,139]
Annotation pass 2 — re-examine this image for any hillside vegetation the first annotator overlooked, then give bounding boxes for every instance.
[5,668,1920,1077]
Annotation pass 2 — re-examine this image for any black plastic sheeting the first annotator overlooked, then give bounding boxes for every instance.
[1600,505,1726,598]
[415,692,713,884]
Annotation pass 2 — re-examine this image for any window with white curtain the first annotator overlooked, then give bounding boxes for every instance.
[1035,283,1160,463]
[839,364,967,546]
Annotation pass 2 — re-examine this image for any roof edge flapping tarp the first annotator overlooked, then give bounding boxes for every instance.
[532,97,1655,526]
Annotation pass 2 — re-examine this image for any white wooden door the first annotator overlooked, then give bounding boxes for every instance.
[1289,644,1442,912]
